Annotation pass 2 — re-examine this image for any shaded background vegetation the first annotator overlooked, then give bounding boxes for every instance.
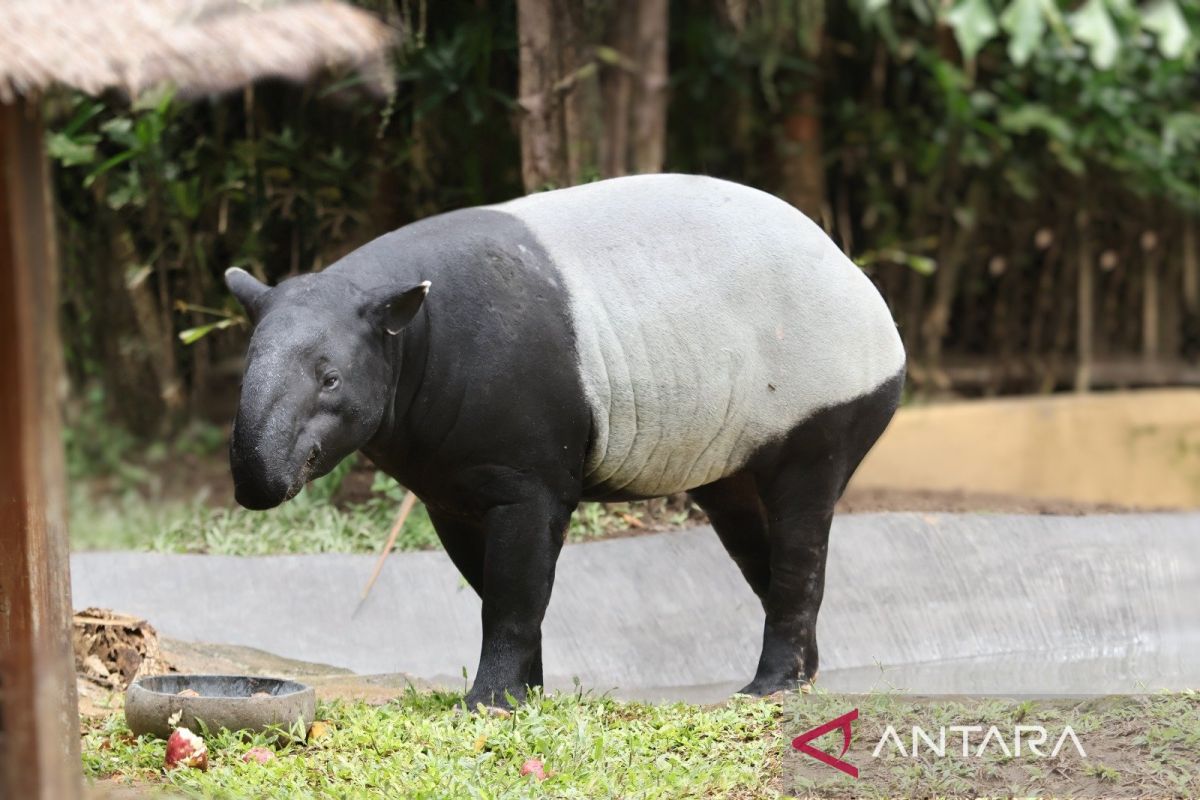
[46,0,1200,542]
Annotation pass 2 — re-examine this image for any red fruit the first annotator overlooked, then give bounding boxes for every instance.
[165,728,208,771]
[520,757,547,781]
[242,747,274,764]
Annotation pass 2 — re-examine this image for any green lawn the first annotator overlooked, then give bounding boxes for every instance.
[80,688,1200,799]
[68,482,440,555]
[82,690,783,799]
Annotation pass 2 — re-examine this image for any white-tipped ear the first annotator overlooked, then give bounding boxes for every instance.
[225,267,269,322]
[379,281,430,335]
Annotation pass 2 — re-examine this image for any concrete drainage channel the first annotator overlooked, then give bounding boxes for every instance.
[71,513,1200,703]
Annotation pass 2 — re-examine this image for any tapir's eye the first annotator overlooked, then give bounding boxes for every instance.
[321,371,340,391]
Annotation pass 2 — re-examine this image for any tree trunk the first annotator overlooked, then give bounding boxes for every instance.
[517,0,567,191]
[1142,247,1160,361]
[780,86,825,222]
[1075,211,1095,393]
[628,0,668,174]
[516,0,668,193]
[767,1,826,222]
[1182,216,1200,362]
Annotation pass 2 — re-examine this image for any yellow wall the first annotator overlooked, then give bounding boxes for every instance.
[850,389,1200,509]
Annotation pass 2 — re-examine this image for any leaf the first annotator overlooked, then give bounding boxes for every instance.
[1104,0,1137,23]
[1069,0,1120,69]
[945,0,1000,62]
[105,178,143,211]
[999,0,1046,65]
[61,99,104,137]
[1038,0,1071,43]
[168,178,201,220]
[1141,0,1189,60]
[46,132,98,167]
[83,150,137,188]
[1163,112,1200,157]
[178,318,238,345]
[1049,140,1085,175]
[1003,165,1039,200]
[855,248,937,275]
[907,0,935,25]
[999,104,1074,143]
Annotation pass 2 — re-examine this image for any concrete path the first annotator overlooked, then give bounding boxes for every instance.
[71,513,1200,702]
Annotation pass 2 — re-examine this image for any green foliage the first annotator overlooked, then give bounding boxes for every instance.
[833,0,1200,204]
[49,0,1200,447]
[63,385,145,484]
[48,0,520,438]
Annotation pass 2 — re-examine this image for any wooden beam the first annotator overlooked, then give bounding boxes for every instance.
[0,97,82,800]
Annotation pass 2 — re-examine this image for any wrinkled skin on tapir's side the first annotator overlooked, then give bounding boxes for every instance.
[226,174,905,709]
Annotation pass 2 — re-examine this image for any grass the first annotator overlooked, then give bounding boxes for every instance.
[67,434,698,555]
[64,412,695,555]
[68,483,440,555]
[81,688,1200,799]
[780,690,1200,799]
[68,478,689,555]
[82,690,784,799]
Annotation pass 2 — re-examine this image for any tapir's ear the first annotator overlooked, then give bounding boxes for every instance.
[225,267,269,323]
[372,281,430,335]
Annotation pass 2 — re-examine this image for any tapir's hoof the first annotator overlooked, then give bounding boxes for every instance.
[463,688,525,713]
[480,704,512,718]
[736,672,817,698]
[452,702,512,718]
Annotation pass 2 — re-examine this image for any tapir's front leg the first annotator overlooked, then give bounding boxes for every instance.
[464,490,573,709]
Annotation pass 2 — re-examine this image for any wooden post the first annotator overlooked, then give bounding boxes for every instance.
[0,97,83,800]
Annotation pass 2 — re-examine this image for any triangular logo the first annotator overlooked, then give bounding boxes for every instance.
[791,708,859,778]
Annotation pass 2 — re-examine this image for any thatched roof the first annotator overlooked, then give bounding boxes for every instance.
[0,0,395,103]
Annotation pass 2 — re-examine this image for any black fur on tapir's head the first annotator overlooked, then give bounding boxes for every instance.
[224,267,429,510]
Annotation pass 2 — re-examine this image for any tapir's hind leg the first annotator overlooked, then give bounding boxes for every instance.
[740,372,904,696]
[689,473,770,604]
[739,459,839,695]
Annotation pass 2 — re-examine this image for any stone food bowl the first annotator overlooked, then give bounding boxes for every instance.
[125,675,315,739]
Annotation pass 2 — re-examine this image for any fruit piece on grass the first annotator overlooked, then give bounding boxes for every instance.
[242,747,275,764]
[308,720,333,741]
[520,758,548,781]
[165,728,208,771]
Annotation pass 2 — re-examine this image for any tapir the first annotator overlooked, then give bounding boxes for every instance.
[224,173,905,708]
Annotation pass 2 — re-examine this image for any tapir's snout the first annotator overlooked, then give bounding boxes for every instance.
[229,417,293,510]
[232,472,288,510]
[229,358,323,510]
[230,424,322,510]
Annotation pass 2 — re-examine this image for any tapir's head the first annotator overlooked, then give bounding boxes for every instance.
[224,267,429,510]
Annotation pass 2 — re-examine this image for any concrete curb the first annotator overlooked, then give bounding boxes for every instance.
[71,513,1200,702]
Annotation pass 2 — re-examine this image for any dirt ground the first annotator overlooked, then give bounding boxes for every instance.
[780,692,1200,799]
[834,485,1152,515]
